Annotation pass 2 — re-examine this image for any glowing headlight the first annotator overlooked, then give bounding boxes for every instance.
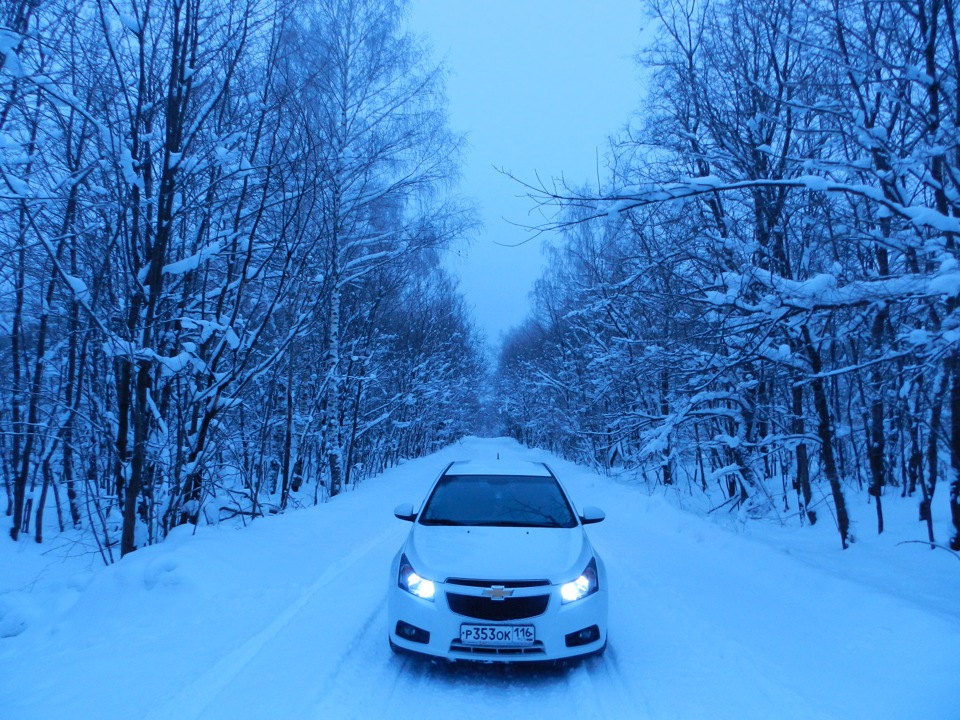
[398,554,435,601]
[561,558,599,604]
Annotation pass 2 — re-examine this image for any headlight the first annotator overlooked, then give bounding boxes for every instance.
[560,558,599,604]
[398,554,435,601]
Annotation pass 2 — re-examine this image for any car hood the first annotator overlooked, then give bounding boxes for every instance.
[405,525,591,583]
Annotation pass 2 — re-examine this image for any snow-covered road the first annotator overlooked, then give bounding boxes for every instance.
[2,437,958,719]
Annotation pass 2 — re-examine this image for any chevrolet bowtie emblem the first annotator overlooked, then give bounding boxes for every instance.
[482,585,514,601]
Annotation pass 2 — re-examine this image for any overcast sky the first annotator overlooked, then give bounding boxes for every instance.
[408,0,647,343]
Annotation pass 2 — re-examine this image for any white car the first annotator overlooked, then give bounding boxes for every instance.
[388,460,607,663]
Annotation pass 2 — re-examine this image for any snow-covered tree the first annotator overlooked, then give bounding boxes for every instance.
[499,0,960,549]
[1,0,481,557]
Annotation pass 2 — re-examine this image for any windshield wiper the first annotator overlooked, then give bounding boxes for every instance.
[418,518,466,526]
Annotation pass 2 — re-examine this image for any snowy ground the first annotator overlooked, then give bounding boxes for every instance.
[1,437,958,719]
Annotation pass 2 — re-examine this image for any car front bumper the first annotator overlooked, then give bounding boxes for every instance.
[388,579,608,663]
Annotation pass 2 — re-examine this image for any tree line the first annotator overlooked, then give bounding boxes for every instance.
[496,0,960,550]
[1,0,485,560]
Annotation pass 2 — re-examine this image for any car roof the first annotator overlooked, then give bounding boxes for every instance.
[444,460,553,477]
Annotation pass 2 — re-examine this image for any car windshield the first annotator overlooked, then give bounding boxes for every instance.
[419,474,578,528]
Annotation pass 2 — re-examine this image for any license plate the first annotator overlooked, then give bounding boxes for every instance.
[460,624,535,647]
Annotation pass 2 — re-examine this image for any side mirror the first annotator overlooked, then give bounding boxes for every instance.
[579,506,605,525]
[394,502,417,522]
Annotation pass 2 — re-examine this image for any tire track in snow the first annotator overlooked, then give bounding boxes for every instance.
[575,641,649,719]
[310,607,620,720]
[309,600,406,718]
[143,524,401,720]
[592,532,829,720]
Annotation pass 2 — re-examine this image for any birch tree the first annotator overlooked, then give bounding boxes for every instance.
[298,0,466,496]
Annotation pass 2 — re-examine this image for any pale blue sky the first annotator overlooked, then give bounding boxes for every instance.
[408,0,647,342]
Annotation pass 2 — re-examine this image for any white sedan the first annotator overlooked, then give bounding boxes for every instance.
[388,460,607,663]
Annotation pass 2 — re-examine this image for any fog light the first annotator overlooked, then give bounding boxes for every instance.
[395,620,430,645]
[565,625,600,648]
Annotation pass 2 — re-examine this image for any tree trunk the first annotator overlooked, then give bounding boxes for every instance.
[803,327,849,548]
[35,458,53,544]
[948,354,960,551]
[792,378,815,525]
[280,358,294,510]
[659,368,672,485]
[326,284,344,497]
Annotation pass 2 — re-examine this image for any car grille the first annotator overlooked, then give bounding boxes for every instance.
[446,593,550,621]
[445,578,550,588]
[449,640,546,657]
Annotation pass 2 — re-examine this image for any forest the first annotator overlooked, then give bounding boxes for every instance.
[4,0,960,559]
[496,0,960,551]
[1,0,486,560]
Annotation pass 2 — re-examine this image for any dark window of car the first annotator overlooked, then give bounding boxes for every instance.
[419,474,578,528]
